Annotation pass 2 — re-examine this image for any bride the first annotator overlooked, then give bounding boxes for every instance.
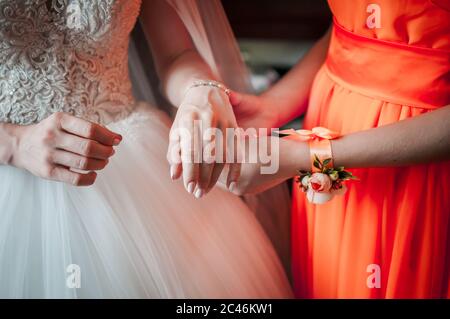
[0,0,292,298]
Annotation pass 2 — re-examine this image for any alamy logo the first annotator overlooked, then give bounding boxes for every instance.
[66,264,81,289]
[366,264,381,288]
[366,4,382,29]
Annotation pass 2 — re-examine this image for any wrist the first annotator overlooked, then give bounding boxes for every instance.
[279,138,310,177]
[180,76,206,95]
[260,93,281,128]
[182,84,230,110]
[185,79,231,97]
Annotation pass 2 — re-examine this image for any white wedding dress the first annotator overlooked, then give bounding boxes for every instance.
[0,0,293,298]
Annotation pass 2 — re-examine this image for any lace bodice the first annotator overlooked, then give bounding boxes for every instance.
[0,0,141,125]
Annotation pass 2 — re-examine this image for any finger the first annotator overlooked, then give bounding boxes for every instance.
[196,126,217,197]
[179,116,200,194]
[226,127,242,191]
[227,163,241,192]
[59,114,122,146]
[195,163,214,198]
[205,162,224,194]
[170,163,182,180]
[205,125,225,193]
[167,128,182,180]
[52,150,109,171]
[228,91,249,119]
[57,133,115,160]
[49,165,97,186]
[228,90,242,107]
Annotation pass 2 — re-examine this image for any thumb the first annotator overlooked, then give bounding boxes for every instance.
[228,90,244,108]
[228,90,252,119]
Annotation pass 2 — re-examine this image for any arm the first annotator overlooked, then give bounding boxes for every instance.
[139,0,214,107]
[230,105,450,194]
[263,27,331,126]
[230,28,331,129]
[331,105,450,168]
[140,0,241,197]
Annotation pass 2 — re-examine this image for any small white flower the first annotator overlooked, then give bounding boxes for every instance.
[329,171,339,181]
[301,175,310,188]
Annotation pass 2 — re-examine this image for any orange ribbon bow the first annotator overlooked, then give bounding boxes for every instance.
[276,127,340,141]
[277,127,340,172]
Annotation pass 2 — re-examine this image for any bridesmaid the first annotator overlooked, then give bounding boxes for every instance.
[227,0,450,298]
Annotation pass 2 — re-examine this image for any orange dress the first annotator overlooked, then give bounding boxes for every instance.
[292,0,450,298]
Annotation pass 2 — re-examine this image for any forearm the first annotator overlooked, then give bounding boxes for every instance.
[280,106,450,175]
[0,122,20,165]
[234,106,450,195]
[139,0,218,108]
[331,106,450,168]
[263,28,331,127]
[160,49,217,107]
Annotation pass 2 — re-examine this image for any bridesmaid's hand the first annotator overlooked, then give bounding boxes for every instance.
[219,136,310,195]
[229,91,280,130]
[10,112,122,186]
[168,85,241,198]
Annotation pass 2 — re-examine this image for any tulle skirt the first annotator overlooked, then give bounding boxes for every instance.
[0,103,293,298]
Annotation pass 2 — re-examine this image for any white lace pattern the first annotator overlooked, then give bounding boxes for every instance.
[0,0,142,125]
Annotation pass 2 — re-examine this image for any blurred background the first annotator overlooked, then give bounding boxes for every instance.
[222,0,331,93]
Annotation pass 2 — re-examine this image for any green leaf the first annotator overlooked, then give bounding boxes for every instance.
[338,171,351,179]
[337,170,358,181]
[314,154,321,163]
[323,158,331,167]
[297,170,311,181]
[313,160,321,170]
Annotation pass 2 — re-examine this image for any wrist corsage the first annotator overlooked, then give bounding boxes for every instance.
[278,127,357,204]
[297,155,356,204]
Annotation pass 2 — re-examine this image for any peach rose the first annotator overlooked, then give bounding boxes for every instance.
[308,173,332,192]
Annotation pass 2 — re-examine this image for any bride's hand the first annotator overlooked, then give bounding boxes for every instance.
[168,85,240,198]
[11,112,122,186]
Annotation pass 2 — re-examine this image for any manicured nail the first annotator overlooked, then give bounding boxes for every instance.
[170,166,176,180]
[228,181,236,192]
[194,188,203,199]
[113,138,121,146]
[111,148,116,155]
[187,182,195,194]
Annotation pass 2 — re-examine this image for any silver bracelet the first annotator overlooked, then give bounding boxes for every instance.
[186,80,231,96]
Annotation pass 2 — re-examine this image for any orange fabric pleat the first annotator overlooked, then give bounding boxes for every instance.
[292,0,450,298]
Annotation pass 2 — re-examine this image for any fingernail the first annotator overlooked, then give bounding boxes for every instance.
[187,182,195,194]
[170,166,176,180]
[228,181,236,192]
[111,148,116,156]
[113,138,121,146]
[194,188,203,199]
